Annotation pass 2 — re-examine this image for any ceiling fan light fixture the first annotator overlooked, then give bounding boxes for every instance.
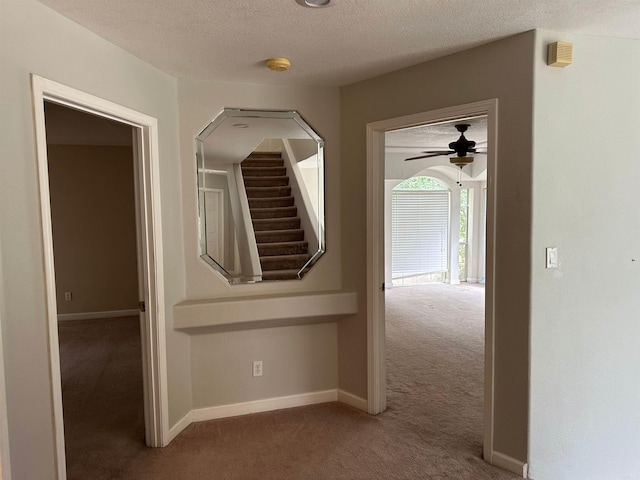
[451,154,473,186]
[450,156,473,167]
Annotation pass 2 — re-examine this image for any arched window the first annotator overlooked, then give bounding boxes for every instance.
[393,176,448,191]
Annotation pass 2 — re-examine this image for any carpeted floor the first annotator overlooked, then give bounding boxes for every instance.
[59,316,146,480]
[58,284,518,479]
[384,283,495,476]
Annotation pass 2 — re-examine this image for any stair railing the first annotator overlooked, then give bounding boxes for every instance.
[281,140,321,256]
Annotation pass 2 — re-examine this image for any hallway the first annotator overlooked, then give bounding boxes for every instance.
[57,285,516,479]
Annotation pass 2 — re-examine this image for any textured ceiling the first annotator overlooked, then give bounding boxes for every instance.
[385,117,488,182]
[386,117,487,151]
[37,0,640,86]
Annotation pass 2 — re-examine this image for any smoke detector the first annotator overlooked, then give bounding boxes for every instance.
[266,58,291,72]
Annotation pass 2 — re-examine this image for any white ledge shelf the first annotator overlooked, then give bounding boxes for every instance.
[173,290,358,330]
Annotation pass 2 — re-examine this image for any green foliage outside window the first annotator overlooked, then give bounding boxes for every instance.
[459,188,469,281]
[394,176,447,191]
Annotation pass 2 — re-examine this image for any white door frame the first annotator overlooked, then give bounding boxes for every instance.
[0,240,12,480]
[366,99,498,463]
[31,75,170,480]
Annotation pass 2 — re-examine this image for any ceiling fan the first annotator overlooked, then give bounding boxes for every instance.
[404,123,486,168]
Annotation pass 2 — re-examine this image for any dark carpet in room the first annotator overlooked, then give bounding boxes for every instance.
[58,285,518,479]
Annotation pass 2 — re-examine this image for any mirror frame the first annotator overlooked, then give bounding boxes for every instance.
[195,108,326,283]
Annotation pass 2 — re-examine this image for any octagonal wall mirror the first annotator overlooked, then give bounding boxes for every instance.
[196,109,325,284]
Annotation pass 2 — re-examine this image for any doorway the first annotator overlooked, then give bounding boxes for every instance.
[0,263,11,480]
[45,100,146,478]
[366,100,498,462]
[383,116,489,460]
[31,76,169,480]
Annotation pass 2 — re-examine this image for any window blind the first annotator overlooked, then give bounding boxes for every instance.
[391,190,449,279]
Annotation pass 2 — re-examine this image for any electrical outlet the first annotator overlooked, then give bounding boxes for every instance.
[252,360,263,377]
[64,292,72,301]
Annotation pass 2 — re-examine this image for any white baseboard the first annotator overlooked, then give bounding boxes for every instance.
[191,389,337,423]
[167,389,371,445]
[167,390,339,443]
[491,451,528,478]
[337,389,368,411]
[467,277,479,283]
[57,309,139,321]
[167,411,193,444]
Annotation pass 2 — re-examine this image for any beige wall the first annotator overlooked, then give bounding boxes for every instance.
[339,31,536,462]
[44,102,134,146]
[179,79,342,298]
[529,31,640,479]
[48,145,139,315]
[0,0,189,477]
[177,79,344,408]
[190,322,338,407]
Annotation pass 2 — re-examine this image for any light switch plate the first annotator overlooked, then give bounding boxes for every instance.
[546,247,558,269]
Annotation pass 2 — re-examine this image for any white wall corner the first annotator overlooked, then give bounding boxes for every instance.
[166,389,369,446]
[166,390,343,445]
[337,389,368,411]
[491,451,528,478]
[167,411,193,445]
[191,390,338,423]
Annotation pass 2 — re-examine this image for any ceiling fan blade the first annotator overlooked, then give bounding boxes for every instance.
[405,152,449,161]
[412,147,454,150]
[418,150,453,155]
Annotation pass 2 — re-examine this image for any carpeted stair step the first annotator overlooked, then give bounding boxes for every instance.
[246,152,282,158]
[243,176,289,188]
[246,186,291,198]
[255,229,304,243]
[253,217,300,231]
[242,154,284,168]
[242,159,284,167]
[260,254,310,271]
[261,269,301,281]
[240,151,312,280]
[250,206,297,219]
[248,196,294,209]
[241,166,286,177]
[257,241,309,257]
